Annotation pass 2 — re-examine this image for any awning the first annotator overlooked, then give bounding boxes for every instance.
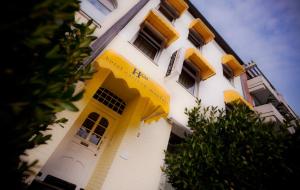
[143,9,180,47]
[224,90,253,110]
[185,48,216,80]
[96,50,170,123]
[165,0,188,16]
[189,18,215,44]
[222,54,245,76]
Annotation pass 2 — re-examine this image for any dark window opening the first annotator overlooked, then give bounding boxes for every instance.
[133,26,164,60]
[188,28,205,48]
[223,64,234,84]
[167,132,184,153]
[158,1,179,22]
[178,61,198,95]
[93,87,126,114]
[225,103,234,114]
[44,175,76,190]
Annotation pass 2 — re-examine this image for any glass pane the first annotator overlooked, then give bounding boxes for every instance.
[99,118,109,128]
[88,0,111,15]
[88,112,100,121]
[133,34,158,60]
[94,125,106,136]
[89,133,101,145]
[82,119,95,130]
[93,87,126,115]
[178,69,196,94]
[77,127,90,139]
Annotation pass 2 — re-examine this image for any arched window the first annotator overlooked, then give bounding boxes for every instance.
[80,0,117,24]
[76,112,110,145]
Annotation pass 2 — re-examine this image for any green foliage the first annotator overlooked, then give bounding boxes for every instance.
[164,100,299,190]
[1,0,96,189]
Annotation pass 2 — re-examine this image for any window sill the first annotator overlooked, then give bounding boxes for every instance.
[127,41,159,67]
[176,81,197,98]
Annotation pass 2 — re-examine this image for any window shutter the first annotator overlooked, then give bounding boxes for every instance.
[165,48,185,78]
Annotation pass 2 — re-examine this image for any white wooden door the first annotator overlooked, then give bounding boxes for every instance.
[43,101,117,190]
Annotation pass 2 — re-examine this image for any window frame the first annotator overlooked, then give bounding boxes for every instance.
[177,60,200,96]
[80,0,116,25]
[188,28,205,48]
[132,24,165,62]
[222,64,234,85]
[158,1,179,23]
[76,112,109,146]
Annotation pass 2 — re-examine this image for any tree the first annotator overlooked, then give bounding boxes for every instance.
[163,100,299,190]
[1,0,96,189]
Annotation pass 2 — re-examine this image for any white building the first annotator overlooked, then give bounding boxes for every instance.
[27,1,262,190]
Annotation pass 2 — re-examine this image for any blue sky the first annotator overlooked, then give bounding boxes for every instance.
[191,0,300,116]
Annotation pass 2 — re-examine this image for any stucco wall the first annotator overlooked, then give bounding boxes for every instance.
[104,0,244,126]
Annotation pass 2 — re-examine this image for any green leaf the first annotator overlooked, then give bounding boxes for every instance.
[59,101,79,112]
[71,90,84,101]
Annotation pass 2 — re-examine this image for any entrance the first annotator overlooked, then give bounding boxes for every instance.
[38,99,118,190]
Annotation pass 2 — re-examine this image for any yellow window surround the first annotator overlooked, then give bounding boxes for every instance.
[224,90,253,110]
[185,48,216,80]
[189,18,215,44]
[164,0,189,16]
[96,50,170,123]
[222,54,245,77]
[143,9,180,47]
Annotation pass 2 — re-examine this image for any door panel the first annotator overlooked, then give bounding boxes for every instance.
[40,101,118,190]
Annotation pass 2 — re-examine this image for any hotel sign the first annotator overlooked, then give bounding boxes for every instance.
[96,50,170,118]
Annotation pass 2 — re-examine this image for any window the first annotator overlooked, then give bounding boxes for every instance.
[80,0,116,23]
[223,64,234,85]
[178,61,199,95]
[133,25,164,60]
[188,28,205,48]
[166,50,177,76]
[225,103,233,114]
[77,112,109,146]
[158,1,178,22]
[167,132,184,153]
[93,87,126,114]
[88,0,111,15]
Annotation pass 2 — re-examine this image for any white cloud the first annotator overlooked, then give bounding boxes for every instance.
[191,0,300,115]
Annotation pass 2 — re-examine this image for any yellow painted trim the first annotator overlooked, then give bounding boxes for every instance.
[189,18,215,44]
[185,48,216,80]
[95,50,170,123]
[222,54,245,76]
[224,90,253,110]
[165,0,189,16]
[144,9,180,47]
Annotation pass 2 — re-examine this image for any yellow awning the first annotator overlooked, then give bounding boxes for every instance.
[222,54,245,76]
[185,48,216,80]
[165,0,188,16]
[189,18,215,44]
[224,90,253,110]
[96,50,170,123]
[144,9,180,47]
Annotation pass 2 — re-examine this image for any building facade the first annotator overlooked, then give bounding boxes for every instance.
[26,0,297,190]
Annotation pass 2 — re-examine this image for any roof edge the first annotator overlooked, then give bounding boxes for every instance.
[186,1,245,65]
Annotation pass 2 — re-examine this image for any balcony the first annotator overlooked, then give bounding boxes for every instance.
[254,103,285,123]
[247,73,297,121]
[247,75,280,103]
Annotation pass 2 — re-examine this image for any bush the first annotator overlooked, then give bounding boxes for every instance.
[1,0,96,189]
[164,100,299,190]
